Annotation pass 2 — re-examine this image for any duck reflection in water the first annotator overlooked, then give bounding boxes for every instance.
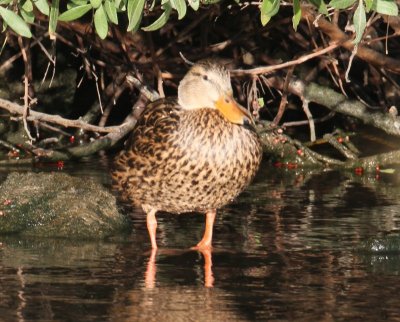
[145,248,214,288]
[112,60,262,287]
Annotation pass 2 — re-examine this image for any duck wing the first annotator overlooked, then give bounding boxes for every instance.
[112,98,181,202]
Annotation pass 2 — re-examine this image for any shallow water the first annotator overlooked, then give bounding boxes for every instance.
[1,160,400,321]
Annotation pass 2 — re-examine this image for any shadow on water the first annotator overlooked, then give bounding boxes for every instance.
[1,160,400,321]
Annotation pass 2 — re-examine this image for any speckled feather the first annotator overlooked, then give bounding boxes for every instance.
[112,97,262,214]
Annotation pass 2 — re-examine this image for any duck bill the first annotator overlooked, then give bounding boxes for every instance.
[215,95,254,126]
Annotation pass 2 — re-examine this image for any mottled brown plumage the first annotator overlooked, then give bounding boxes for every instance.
[112,61,262,249]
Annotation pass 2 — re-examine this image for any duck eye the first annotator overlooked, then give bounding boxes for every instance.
[225,98,230,103]
[203,75,208,81]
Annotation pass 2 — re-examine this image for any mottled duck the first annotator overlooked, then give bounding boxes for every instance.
[112,60,262,250]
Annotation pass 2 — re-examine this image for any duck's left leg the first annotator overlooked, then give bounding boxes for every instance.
[193,209,216,250]
[144,207,158,249]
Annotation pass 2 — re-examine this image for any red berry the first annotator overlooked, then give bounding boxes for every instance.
[287,162,298,169]
[354,167,363,175]
[57,161,64,170]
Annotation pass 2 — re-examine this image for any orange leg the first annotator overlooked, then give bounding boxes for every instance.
[144,248,157,289]
[193,209,216,250]
[146,209,158,249]
[200,248,214,288]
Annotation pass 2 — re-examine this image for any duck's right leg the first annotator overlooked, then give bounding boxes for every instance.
[193,209,216,250]
[145,207,158,249]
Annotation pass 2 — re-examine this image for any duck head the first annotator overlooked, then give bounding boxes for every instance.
[178,61,254,126]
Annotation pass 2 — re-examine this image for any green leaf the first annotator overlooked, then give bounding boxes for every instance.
[94,5,108,39]
[90,0,102,9]
[188,0,199,10]
[364,0,373,11]
[171,0,187,19]
[94,4,108,39]
[104,0,118,24]
[127,0,145,31]
[258,97,265,108]
[21,8,35,23]
[0,7,32,37]
[21,0,34,12]
[260,0,280,26]
[309,0,328,14]
[142,2,172,31]
[33,0,50,15]
[49,0,59,39]
[353,0,366,44]
[380,168,396,174]
[371,0,398,15]
[59,4,92,21]
[292,0,301,30]
[0,0,12,5]
[115,0,125,10]
[329,0,356,9]
[71,0,89,4]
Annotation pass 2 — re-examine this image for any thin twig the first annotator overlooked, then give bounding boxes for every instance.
[302,99,316,142]
[18,36,34,142]
[345,45,357,82]
[40,40,56,87]
[37,137,59,147]
[273,67,294,125]
[32,35,55,64]
[179,52,195,65]
[282,111,335,127]
[231,42,340,76]
[91,68,104,114]
[0,139,20,152]
[38,122,72,137]
[22,76,34,141]
[99,81,128,127]
[0,33,48,73]
[126,74,160,102]
[155,11,210,57]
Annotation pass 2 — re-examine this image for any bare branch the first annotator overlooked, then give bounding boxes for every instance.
[0,98,120,133]
[33,113,137,161]
[266,76,400,137]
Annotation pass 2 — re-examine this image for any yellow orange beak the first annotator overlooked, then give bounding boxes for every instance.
[215,94,254,126]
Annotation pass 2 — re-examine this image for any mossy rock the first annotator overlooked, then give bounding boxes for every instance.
[0,172,131,238]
